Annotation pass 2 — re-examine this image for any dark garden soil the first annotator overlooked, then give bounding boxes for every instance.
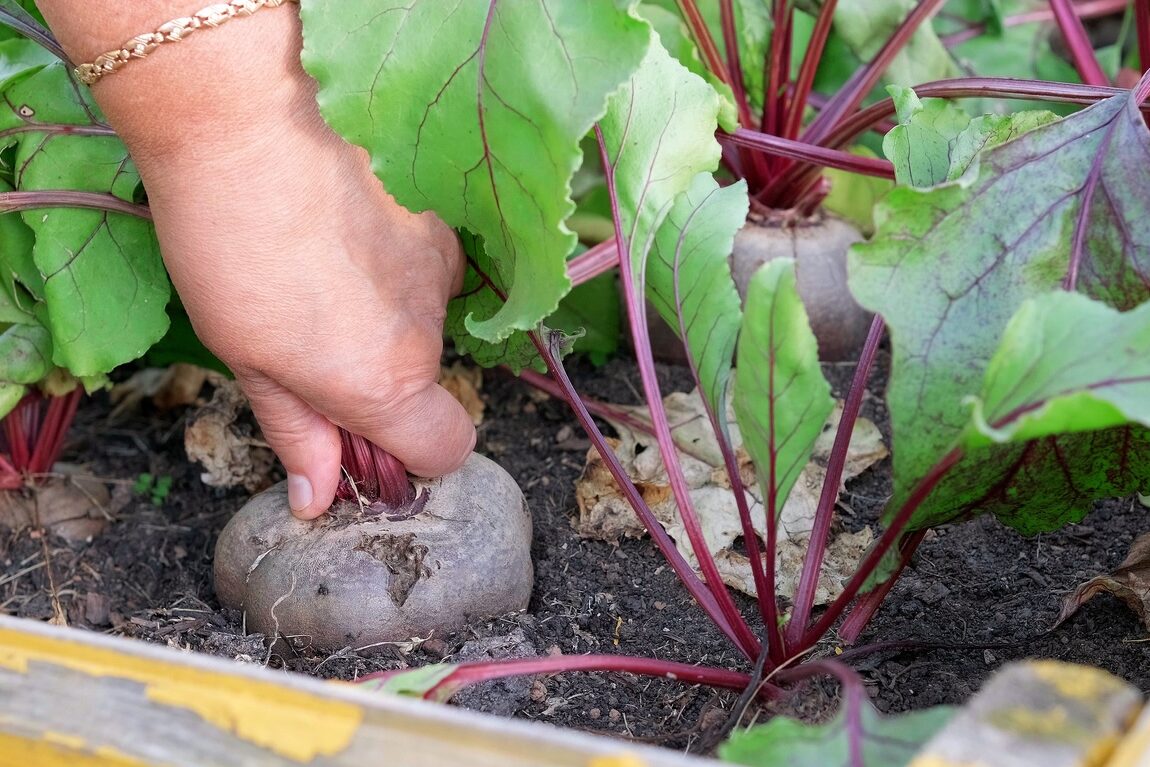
[2,354,1148,756]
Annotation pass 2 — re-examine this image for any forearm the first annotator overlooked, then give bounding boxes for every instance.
[36,0,315,160]
[37,2,474,510]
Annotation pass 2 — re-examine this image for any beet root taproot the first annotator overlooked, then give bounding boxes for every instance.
[213,452,532,650]
[730,214,870,362]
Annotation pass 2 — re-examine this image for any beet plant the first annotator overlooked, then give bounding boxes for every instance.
[0,1,170,537]
[294,0,1150,761]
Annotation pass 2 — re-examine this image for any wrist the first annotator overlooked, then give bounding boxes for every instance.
[42,0,312,159]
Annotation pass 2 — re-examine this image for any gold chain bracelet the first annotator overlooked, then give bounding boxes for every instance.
[75,0,300,86]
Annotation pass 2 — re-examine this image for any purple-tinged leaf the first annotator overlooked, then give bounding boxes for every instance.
[850,77,1150,533]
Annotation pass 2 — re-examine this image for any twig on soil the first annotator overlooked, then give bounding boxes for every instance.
[36,534,65,626]
[29,491,68,626]
[0,559,46,588]
[264,572,297,667]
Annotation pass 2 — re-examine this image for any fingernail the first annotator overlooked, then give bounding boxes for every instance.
[287,473,313,514]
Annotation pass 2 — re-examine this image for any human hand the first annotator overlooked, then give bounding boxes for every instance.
[38,2,476,519]
[145,114,476,520]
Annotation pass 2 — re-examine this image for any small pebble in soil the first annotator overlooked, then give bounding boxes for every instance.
[589,708,601,720]
[421,638,448,658]
[699,707,728,732]
[919,582,950,605]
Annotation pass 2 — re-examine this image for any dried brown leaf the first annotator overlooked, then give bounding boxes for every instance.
[572,388,888,604]
[1056,532,1150,630]
[109,364,217,421]
[184,381,275,492]
[0,475,112,541]
[440,362,485,426]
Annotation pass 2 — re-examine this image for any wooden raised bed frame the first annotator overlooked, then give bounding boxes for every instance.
[0,615,710,767]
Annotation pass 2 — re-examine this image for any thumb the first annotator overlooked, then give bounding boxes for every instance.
[344,382,476,479]
[239,371,343,520]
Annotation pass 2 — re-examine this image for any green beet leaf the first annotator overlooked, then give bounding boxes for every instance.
[801,0,959,89]
[597,39,725,285]
[638,3,738,130]
[851,81,1150,532]
[446,230,546,372]
[359,664,456,698]
[822,146,893,236]
[646,174,748,431]
[733,259,833,514]
[300,0,649,355]
[0,180,41,324]
[0,322,51,417]
[0,37,55,91]
[639,0,764,118]
[1,63,169,377]
[882,86,1059,189]
[948,16,1080,116]
[883,86,971,187]
[965,293,1150,448]
[0,322,51,384]
[728,0,771,115]
[720,698,954,767]
[941,0,1005,36]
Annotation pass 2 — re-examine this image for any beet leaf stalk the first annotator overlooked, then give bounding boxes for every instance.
[0,389,83,490]
[336,431,413,508]
[795,449,964,654]
[0,5,70,63]
[359,653,763,702]
[1048,0,1109,86]
[463,248,754,655]
[0,190,152,220]
[594,124,762,659]
[531,330,757,659]
[784,315,884,648]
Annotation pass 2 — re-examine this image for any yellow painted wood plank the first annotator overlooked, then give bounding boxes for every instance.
[0,615,712,767]
[1103,702,1150,767]
[909,660,1142,767]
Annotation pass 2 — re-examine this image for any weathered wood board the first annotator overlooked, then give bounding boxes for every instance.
[0,615,712,767]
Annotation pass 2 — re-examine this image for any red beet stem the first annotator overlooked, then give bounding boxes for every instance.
[1,390,83,484]
[337,429,413,507]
